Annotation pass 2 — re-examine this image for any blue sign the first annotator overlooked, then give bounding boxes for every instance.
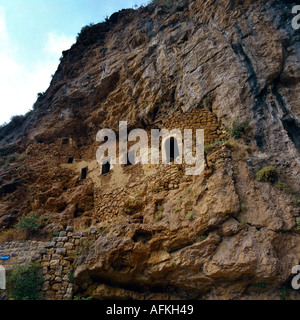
[0,255,10,261]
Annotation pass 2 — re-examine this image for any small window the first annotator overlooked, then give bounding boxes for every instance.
[61,138,70,145]
[81,167,88,180]
[126,151,135,167]
[67,157,74,164]
[101,162,111,176]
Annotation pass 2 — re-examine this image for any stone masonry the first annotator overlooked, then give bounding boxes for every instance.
[0,226,99,300]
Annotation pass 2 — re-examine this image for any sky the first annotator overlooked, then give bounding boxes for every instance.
[0,0,148,125]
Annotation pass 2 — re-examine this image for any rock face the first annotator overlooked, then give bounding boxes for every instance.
[0,0,300,300]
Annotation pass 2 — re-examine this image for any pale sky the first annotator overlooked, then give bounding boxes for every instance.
[0,0,148,125]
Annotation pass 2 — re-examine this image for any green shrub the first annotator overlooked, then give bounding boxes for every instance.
[3,153,27,165]
[18,153,27,162]
[296,217,300,230]
[275,181,294,195]
[74,296,93,301]
[10,115,26,128]
[150,0,189,12]
[202,97,212,108]
[280,286,291,300]
[292,196,300,207]
[186,210,196,221]
[256,166,278,183]
[227,118,250,140]
[253,283,266,289]
[274,181,299,207]
[68,271,74,284]
[197,235,207,242]
[154,204,164,221]
[51,230,60,241]
[15,213,43,233]
[76,23,95,40]
[99,224,111,235]
[151,0,175,8]
[204,144,213,155]
[7,262,44,300]
[204,140,225,155]
[155,211,164,222]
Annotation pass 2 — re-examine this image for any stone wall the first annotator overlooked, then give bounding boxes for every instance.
[0,226,99,300]
[0,240,45,269]
[89,108,228,222]
[162,108,228,144]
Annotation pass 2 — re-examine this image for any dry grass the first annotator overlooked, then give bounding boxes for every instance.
[0,228,28,245]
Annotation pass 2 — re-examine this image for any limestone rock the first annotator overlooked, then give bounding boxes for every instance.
[0,0,299,300]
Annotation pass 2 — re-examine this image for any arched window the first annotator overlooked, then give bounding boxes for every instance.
[165,137,179,163]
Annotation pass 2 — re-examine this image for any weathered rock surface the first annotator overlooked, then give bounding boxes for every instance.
[0,0,300,300]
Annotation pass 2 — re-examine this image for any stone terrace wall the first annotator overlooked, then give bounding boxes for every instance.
[0,240,45,269]
[0,226,99,300]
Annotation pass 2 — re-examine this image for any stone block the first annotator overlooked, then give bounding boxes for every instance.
[73,231,83,238]
[66,226,73,232]
[50,260,60,267]
[52,254,62,260]
[66,287,73,295]
[59,231,67,237]
[45,242,56,248]
[56,248,67,255]
[32,254,41,261]
[17,257,26,264]
[56,242,64,248]
[52,283,61,291]
[61,260,70,267]
[64,242,74,250]
[62,274,69,281]
[57,237,68,242]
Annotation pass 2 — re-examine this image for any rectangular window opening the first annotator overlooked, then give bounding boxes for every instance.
[61,138,70,145]
[101,162,111,176]
[81,167,88,180]
[67,157,74,164]
[126,151,135,167]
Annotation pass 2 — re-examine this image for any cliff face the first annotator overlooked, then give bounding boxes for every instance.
[0,0,300,300]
